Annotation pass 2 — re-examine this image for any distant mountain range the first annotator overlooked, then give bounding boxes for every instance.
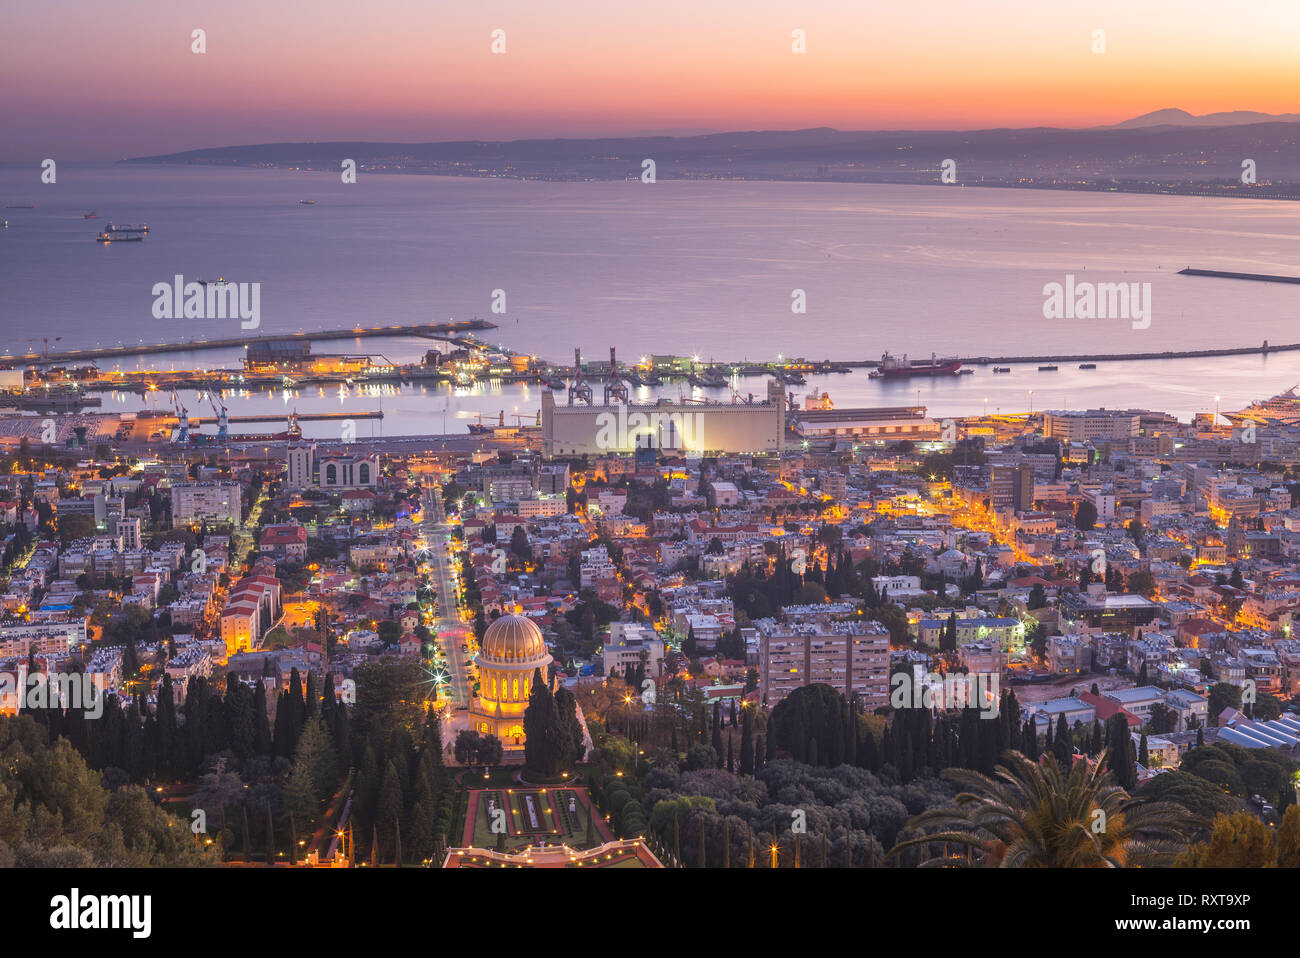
[127,111,1300,196]
[1103,108,1300,129]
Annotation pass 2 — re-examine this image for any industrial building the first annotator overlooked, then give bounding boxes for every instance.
[791,404,938,442]
[541,377,785,458]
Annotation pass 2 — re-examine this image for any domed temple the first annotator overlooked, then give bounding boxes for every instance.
[469,614,552,749]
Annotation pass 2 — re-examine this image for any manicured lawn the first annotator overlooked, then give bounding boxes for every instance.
[465,786,603,852]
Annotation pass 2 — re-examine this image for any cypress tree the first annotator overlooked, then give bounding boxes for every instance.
[1054,714,1071,768]
[712,713,724,767]
[524,667,560,777]
[265,803,276,866]
[252,677,272,756]
[739,709,754,775]
[305,671,319,719]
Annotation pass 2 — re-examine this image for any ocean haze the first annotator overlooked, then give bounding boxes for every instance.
[3,164,1300,433]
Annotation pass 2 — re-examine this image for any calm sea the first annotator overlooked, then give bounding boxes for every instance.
[2,163,1300,436]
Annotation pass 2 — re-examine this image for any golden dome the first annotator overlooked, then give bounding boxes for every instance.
[477,614,549,668]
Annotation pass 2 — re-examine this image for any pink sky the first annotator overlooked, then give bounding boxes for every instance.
[4,0,1299,159]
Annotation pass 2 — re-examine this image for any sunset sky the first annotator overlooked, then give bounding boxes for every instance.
[3,0,1299,160]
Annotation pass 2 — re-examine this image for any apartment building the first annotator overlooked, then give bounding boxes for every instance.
[757,619,890,710]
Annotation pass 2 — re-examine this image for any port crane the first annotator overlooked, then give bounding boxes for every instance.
[568,347,593,405]
[206,390,229,441]
[604,346,629,404]
[169,389,190,443]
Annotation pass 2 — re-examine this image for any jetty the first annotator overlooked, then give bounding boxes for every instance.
[1178,267,1300,285]
[3,319,497,364]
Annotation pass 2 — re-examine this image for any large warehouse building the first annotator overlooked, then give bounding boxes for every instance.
[541,380,786,457]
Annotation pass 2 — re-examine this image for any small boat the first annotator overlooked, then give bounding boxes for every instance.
[1078,363,1096,370]
[689,367,728,388]
[299,199,316,205]
[544,375,566,390]
[957,368,974,375]
[627,368,662,387]
[84,211,98,219]
[993,367,1011,373]
[4,204,34,209]
[198,276,230,286]
[1038,365,1058,372]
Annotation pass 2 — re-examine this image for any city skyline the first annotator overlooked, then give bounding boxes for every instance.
[3,0,1297,920]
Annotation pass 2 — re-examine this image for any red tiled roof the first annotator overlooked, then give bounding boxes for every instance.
[1078,692,1141,727]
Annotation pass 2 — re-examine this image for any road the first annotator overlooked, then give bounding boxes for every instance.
[421,485,474,709]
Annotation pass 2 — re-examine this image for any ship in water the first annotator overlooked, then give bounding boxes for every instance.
[299,199,316,205]
[466,411,499,435]
[1226,385,1300,426]
[868,351,962,379]
[626,367,663,387]
[688,366,729,388]
[198,276,230,286]
[107,223,148,234]
[83,211,98,219]
[95,231,142,243]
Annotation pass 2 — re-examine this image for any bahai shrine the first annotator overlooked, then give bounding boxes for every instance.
[468,613,553,749]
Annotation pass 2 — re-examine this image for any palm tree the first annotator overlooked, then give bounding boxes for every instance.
[889,750,1195,867]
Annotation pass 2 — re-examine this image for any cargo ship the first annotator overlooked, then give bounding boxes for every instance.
[868,352,962,379]
[96,231,142,243]
[106,223,149,234]
[468,411,509,434]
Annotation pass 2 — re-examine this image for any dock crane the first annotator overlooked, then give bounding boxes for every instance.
[604,346,629,404]
[207,390,229,441]
[568,347,593,405]
[169,389,190,443]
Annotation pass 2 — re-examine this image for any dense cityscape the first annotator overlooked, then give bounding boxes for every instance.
[3,367,1299,878]
[9,0,1300,940]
